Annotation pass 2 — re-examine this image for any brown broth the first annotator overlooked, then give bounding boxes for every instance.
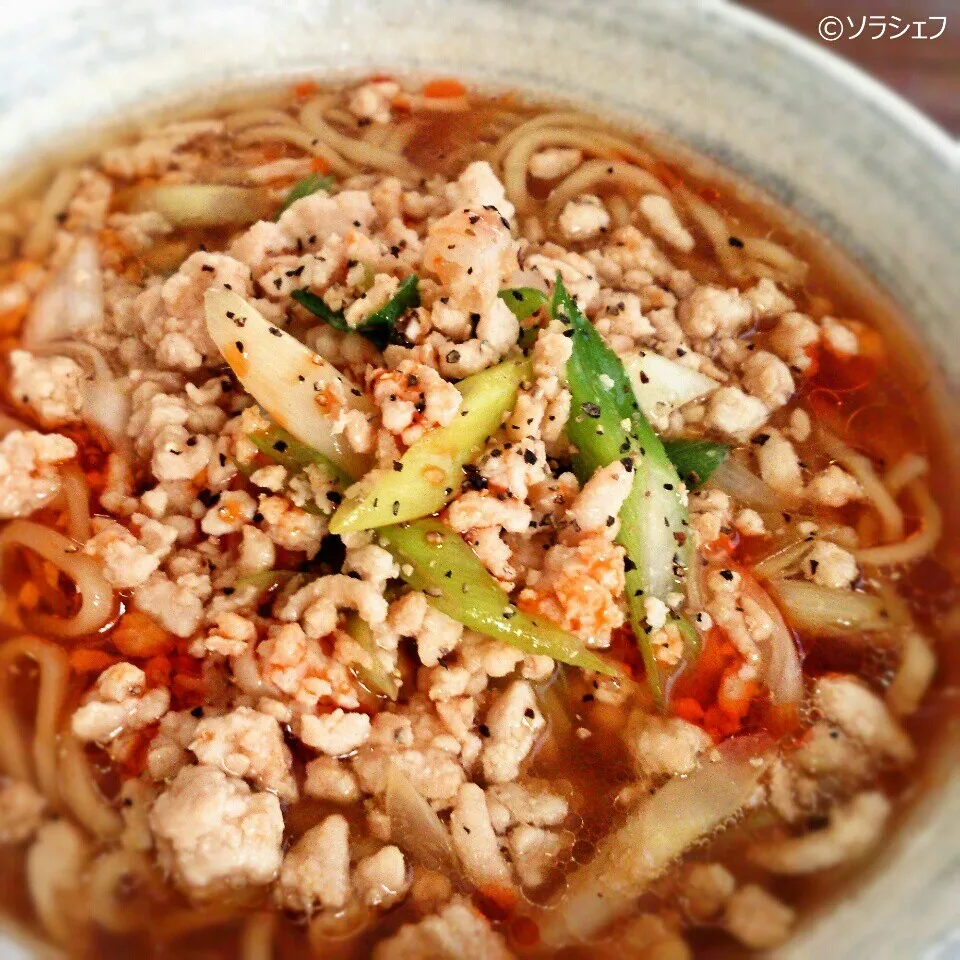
[0,79,957,958]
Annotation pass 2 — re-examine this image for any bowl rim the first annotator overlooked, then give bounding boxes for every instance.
[0,2,957,959]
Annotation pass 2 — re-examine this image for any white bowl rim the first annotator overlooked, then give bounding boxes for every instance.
[0,2,957,959]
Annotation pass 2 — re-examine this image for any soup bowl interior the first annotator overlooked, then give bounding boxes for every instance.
[1,0,958,957]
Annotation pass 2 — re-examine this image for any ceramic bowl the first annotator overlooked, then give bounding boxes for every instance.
[0,1,957,956]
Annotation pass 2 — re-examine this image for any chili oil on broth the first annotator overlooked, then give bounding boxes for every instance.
[0,76,955,959]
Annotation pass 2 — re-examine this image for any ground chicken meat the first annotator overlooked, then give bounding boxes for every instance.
[370,359,462,446]
[565,460,633,534]
[813,675,915,764]
[257,495,326,556]
[144,251,252,370]
[755,430,802,494]
[276,574,388,640]
[807,465,864,507]
[348,80,400,125]
[274,814,351,913]
[254,622,360,710]
[150,764,284,897]
[71,662,170,745]
[345,272,400,327]
[689,487,732,547]
[200,489,257,535]
[740,350,795,409]
[133,571,207,638]
[353,845,410,908]
[447,491,533,536]
[750,792,891,875]
[769,312,821,371]
[487,781,569,828]
[450,782,514,888]
[0,430,76,519]
[706,387,770,440]
[352,698,467,807]
[678,285,753,340]
[507,824,566,888]
[100,120,221,179]
[558,195,610,241]
[444,161,516,221]
[147,710,200,782]
[481,681,545,785]
[518,534,626,647]
[304,756,361,803]
[298,708,372,757]
[84,516,177,589]
[189,707,297,801]
[0,88,947,960]
[193,611,258,659]
[409,601,465,668]
[424,205,516,306]
[373,896,515,960]
[822,316,859,356]
[743,277,794,320]
[724,884,796,949]
[625,710,713,779]
[8,350,84,425]
[804,539,859,589]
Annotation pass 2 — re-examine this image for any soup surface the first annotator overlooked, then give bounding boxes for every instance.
[0,77,956,959]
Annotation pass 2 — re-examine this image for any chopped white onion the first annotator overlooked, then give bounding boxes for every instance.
[708,456,784,512]
[23,237,104,347]
[33,341,131,451]
[737,570,804,705]
[384,763,458,875]
[32,339,112,379]
[769,579,892,638]
[539,735,771,946]
[751,534,815,581]
[205,289,373,478]
[131,185,272,228]
[624,351,718,428]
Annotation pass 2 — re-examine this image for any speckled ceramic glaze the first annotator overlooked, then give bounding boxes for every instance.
[0,1,957,957]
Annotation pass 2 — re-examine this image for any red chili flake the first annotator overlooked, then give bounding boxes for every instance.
[509,916,541,950]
